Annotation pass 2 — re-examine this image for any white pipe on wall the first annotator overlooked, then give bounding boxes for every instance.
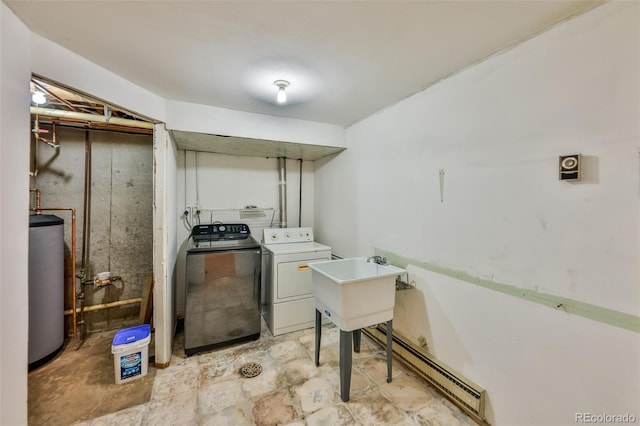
[278,157,287,228]
[30,107,154,129]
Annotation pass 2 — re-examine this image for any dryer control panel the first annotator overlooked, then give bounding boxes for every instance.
[263,227,314,244]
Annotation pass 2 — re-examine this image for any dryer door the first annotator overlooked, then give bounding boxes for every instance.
[277,257,327,300]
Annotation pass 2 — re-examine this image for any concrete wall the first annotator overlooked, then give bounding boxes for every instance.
[314,2,639,425]
[0,3,31,424]
[34,126,153,332]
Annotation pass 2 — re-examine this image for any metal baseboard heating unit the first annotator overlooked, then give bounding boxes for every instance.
[363,323,487,424]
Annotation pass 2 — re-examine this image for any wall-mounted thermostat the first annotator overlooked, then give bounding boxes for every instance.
[559,154,581,181]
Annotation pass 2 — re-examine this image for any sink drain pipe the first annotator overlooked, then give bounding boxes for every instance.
[278,157,287,228]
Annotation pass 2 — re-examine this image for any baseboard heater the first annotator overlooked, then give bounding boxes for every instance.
[363,323,487,424]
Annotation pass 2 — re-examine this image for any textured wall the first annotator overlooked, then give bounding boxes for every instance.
[34,125,153,332]
[314,2,639,425]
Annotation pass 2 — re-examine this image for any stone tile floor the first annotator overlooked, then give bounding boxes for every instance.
[33,320,476,426]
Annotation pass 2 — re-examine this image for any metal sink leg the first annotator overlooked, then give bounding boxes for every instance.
[339,330,353,401]
[314,309,393,401]
[315,309,321,366]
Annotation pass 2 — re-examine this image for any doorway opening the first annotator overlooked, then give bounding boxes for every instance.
[29,74,156,344]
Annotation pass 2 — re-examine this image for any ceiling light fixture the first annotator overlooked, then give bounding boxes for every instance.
[32,91,46,105]
[274,80,290,104]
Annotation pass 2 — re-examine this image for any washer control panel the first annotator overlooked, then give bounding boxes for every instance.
[191,223,250,241]
[263,227,314,244]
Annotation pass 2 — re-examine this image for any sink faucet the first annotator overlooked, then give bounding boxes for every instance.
[367,255,387,265]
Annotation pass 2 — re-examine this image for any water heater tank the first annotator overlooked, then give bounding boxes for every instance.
[29,214,65,368]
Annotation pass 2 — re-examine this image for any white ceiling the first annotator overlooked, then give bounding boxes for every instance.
[7,0,602,127]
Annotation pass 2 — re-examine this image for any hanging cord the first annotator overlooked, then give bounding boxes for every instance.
[183,207,192,231]
[270,208,276,227]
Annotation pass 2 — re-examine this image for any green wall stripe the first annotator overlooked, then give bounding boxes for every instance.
[375,248,640,333]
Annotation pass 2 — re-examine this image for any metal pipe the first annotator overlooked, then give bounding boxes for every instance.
[31,125,39,177]
[77,131,93,341]
[32,207,78,339]
[63,298,142,315]
[81,131,91,274]
[29,188,41,211]
[299,159,303,227]
[30,106,154,130]
[278,157,287,228]
[32,115,60,149]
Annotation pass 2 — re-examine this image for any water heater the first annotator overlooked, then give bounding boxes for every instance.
[29,214,65,368]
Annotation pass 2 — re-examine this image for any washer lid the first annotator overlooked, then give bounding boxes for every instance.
[263,241,331,255]
[188,236,260,253]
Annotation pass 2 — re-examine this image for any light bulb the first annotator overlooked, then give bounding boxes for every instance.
[274,80,290,104]
[277,87,287,103]
[32,91,46,105]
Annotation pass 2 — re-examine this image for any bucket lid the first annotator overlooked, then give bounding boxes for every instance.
[112,324,151,346]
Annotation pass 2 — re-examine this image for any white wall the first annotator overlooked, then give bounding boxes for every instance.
[30,33,166,122]
[0,9,176,415]
[0,3,31,424]
[28,31,177,367]
[153,124,178,366]
[174,150,314,315]
[314,2,639,425]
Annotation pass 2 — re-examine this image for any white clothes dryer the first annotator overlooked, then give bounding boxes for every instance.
[262,227,331,336]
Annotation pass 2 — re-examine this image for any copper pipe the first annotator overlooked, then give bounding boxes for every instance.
[32,80,80,113]
[31,127,39,177]
[32,207,78,339]
[32,115,60,149]
[29,188,41,211]
[63,298,142,315]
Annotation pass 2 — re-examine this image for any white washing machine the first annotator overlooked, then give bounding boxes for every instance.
[262,227,331,336]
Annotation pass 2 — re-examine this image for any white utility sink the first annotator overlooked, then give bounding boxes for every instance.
[309,257,406,331]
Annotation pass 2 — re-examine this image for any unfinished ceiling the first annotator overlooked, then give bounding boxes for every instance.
[30,75,154,135]
[7,1,603,127]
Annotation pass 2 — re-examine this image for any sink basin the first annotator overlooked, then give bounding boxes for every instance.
[309,257,406,331]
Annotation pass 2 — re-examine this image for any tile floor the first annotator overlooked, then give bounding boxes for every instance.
[30,319,476,426]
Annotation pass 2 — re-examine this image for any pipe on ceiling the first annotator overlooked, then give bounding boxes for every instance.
[30,107,154,130]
